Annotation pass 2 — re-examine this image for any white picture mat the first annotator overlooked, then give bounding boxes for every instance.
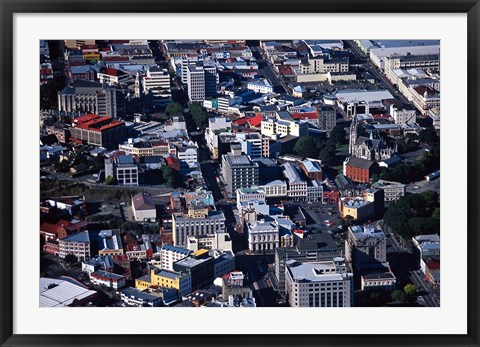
[13,13,467,335]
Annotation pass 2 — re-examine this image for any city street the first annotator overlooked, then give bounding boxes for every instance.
[249,44,288,94]
[235,254,279,307]
[378,221,440,307]
[344,40,411,105]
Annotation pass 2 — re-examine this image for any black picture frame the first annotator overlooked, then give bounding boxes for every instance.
[1,1,479,346]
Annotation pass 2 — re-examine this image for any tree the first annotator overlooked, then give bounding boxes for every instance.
[317,143,336,166]
[64,254,78,264]
[383,191,440,239]
[329,125,348,145]
[165,102,183,117]
[419,125,439,145]
[293,136,320,159]
[188,102,209,129]
[391,289,407,303]
[161,166,181,188]
[404,284,417,296]
[105,176,117,186]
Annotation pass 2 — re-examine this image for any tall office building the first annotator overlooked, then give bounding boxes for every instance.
[58,80,125,118]
[221,153,259,195]
[186,62,218,102]
[285,258,353,307]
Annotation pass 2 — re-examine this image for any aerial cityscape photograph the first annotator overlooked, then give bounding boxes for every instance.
[39,39,440,308]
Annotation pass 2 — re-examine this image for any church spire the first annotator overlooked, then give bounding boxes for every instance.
[349,101,358,155]
[134,71,142,98]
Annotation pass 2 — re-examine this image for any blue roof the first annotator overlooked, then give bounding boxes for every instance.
[61,231,89,243]
[161,244,191,256]
[116,155,134,165]
[120,287,160,302]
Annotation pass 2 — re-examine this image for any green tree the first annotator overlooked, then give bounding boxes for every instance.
[391,289,407,303]
[64,254,78,264]
[105,176,117,185]
[329,125,348,145]
[165,102,183,117]
[293,136,320,159]
[317,143,336,166]
[404,284,417,296]
[419,126,439,145]
[188,102,209,129]
[383,191,440,239]
[161,166,181,188]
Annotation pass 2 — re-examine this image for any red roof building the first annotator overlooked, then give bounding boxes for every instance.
[165,155,180,172]
[247,114,264,128]
[70,114,126,148]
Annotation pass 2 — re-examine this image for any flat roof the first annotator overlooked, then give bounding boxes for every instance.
[336,89,394,103]
[287,261,350,283]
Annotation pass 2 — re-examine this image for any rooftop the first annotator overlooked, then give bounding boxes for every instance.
[40,277,96,307]
[335,89,394,104]
[287,261,351,283]
[224,153,256,167]
[346,157,376,170]
[161,244,192,256]
[132,193,156,211]
[60,231,90,243]
[350,225,386,239]
[91,270,124,281]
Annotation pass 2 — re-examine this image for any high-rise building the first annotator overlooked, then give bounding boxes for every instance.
[58,80,125,118]
[221,153,259,195]
[274,233,341,294]
[172,207,226,248]
[285,258,353,307]
[143,67,171,97]
[186,62,218,102]
[345,225,387,267]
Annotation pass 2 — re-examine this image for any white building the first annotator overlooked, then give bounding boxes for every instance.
[390,104,417,125]
[247,78,273,94]
[261,119,308,138]
[306,180,323,202]
[236,132,264,158]
[132,193,156,222]
[89,270,126,290]
[258,180,288,197]
[285,258,353,307]
[246,219,279,253]
[282,163,307,200]
[361,271,397,292]
[369,44,440,70]
[372,180,406,203]
[160,244,192,271]
[206,117,232,159]
[97,68,134,86]
[236,188,266,210]
[177,145,198,164]
[186,232,233,252]
[143,67,171,97]
[172,210,226,248]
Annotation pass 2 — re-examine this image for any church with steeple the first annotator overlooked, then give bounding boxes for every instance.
[349,107,396,162]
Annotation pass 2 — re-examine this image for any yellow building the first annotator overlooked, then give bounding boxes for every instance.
[339,197,375,222]
[135,269,192,296]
